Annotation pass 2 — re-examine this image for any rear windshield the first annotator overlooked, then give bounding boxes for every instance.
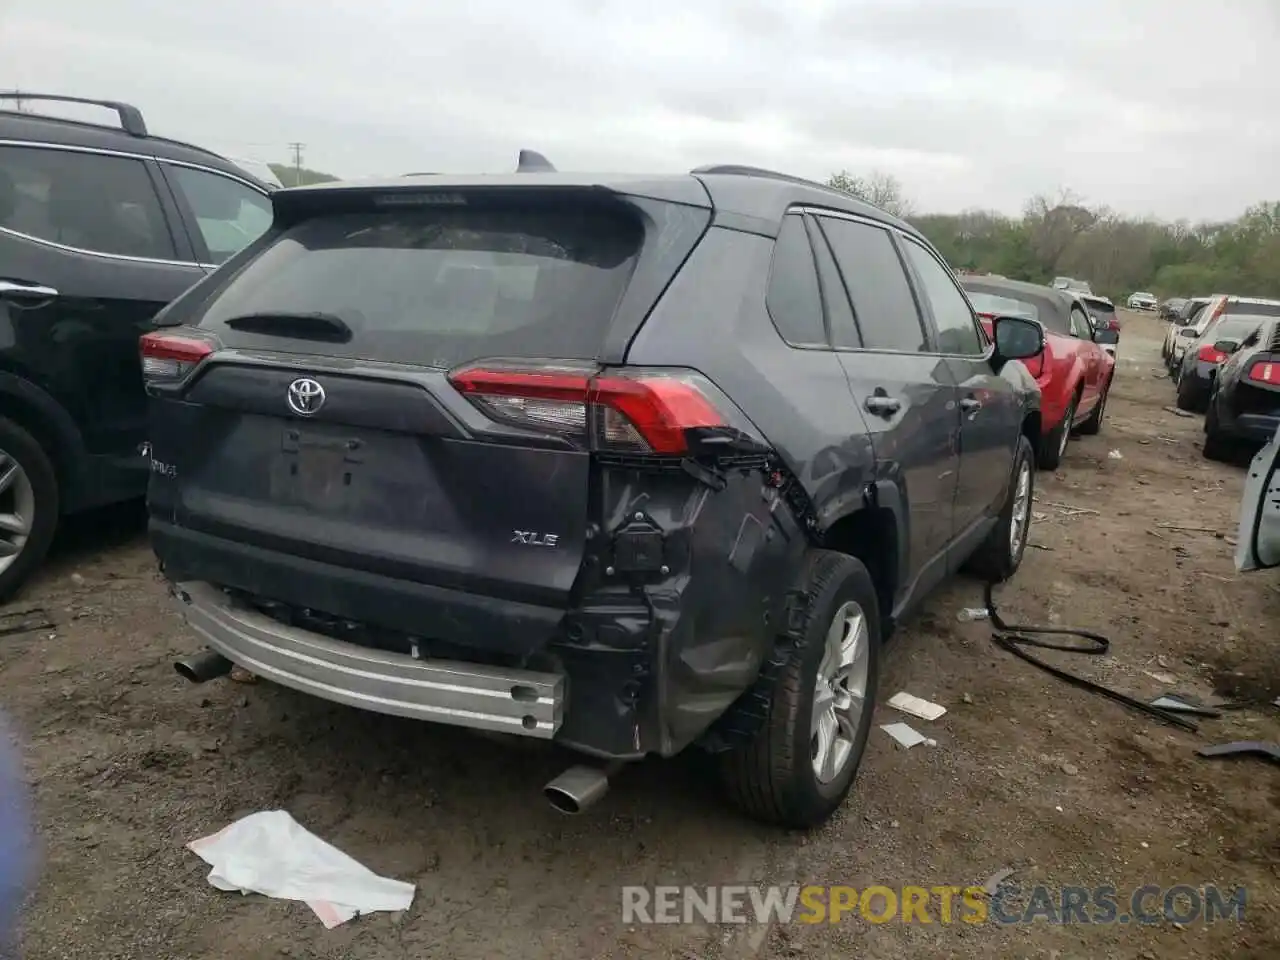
[194,205,643,365]
[965,291,1039,321]
[1225,300,1280,318]
[1211,317,1267,342]
[1082,298,1115,315]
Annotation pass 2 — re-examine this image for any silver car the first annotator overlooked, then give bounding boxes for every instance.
[1235,424,1280,572]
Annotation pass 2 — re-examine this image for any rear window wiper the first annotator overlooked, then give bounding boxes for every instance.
[222,311,354,343]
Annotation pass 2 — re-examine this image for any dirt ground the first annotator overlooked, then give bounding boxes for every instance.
[2,310,1277,959]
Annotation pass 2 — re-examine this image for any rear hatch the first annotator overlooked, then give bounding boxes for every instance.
[143,179,716,654]
[1234,325,1280,420]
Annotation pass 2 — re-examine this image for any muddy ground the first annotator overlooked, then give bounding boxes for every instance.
[2,310,1277,959]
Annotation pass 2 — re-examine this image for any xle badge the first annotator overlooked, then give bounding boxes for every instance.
[512,531,560,547]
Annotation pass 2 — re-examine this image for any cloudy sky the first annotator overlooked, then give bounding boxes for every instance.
[3,0,1277,220]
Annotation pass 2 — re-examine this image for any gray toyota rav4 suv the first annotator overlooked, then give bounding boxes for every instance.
[143,160,1044,828]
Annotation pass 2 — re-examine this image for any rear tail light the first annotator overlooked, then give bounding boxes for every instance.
[140,330,216,382]
[1248,361,1279,385]
[448,362,756,455]
[1197,344,1229,365]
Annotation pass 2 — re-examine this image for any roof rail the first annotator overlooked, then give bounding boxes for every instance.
[690,163,834,192]
[0,92,148,137]
[516,149,556,173]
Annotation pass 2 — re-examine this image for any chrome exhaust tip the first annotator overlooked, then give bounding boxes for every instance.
[174,649,233,684]
[544,764,611,815]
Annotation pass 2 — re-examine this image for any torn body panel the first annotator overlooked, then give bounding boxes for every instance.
[552,459,808,759]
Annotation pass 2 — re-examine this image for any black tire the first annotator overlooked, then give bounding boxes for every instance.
[1037,393,1076,470]
[964,434,1036,583]
[719,549,880,829]
[1175,376,1207,413]
[1202,402,1234,462]
[1077,378,1110,436]
[0,416,60,604]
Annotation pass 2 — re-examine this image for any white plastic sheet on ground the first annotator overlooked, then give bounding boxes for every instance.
[187,810,416,928]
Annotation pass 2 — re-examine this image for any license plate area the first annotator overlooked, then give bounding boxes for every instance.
[277,427,365,509]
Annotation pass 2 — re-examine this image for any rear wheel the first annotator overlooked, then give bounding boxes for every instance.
[1037,393,1076,470]
[1077,378,1110,436]
[0,416,59,603]
[964,434,1035,583]
[719,550,880,829]
[1175,375,1207,413]
[1202,401,1235,462]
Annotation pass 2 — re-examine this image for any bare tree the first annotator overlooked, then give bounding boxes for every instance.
[826,169,913,218]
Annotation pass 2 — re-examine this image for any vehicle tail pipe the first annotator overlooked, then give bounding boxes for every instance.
[543,761,623,815]
[174,649,234,684]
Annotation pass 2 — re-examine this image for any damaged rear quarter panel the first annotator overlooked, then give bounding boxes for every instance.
[554,460,807,759]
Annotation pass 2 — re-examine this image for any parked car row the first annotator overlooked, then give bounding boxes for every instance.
[3,91,1270,830]
[1,92,1063,829]
[1158,294,1280,464]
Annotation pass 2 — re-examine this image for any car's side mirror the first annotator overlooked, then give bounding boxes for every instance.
[1178,327,1197,338]
[1212,339,1240,355]
[992,315,1045,361]
[1234,427,1280,571]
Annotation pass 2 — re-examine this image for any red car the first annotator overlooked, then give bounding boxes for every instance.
[960,276,1115,469]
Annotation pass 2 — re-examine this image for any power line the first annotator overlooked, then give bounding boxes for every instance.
[288,142,305,181]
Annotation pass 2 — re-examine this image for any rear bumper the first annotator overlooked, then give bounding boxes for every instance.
[171,580,565,738]
[1218,408,1280,444]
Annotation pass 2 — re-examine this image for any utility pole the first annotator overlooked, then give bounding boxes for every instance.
[5,89,25,112]
[288,142,305,184]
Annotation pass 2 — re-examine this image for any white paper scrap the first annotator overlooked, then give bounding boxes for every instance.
[188,810,416,928]
[888,692,947,722]
[881,722,934,749]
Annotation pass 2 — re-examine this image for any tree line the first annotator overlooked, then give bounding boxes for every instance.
[261,159,1279,303]
[827,169,1280,303]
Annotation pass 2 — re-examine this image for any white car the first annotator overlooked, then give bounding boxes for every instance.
[1127,291,1157,311]
[1234,424,1280,573]
[1169,295,1280,373]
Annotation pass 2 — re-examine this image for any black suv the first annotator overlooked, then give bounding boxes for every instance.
[0,94,274,599]
[148,161,1044,828]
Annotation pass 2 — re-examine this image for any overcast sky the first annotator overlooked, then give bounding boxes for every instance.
[3,0,1278,220]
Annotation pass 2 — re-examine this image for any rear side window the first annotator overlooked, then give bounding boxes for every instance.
[818,217,926,353]
[0,144,176,260]
[765,215,826,346]
[900,239,985,355]
[193,204,642,366]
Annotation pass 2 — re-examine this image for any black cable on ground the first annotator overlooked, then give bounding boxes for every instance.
[982,582,1199,733]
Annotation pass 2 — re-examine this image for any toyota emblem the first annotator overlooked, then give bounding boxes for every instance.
[287,378,326,416]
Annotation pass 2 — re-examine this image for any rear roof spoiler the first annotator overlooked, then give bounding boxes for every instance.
[516,149,556,173]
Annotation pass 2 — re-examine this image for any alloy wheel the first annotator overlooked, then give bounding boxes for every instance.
[0,450,35,576]
[811,601,871,784]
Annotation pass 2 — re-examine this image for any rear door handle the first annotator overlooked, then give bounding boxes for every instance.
[864,395,902,416]
[0,279,59,300]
